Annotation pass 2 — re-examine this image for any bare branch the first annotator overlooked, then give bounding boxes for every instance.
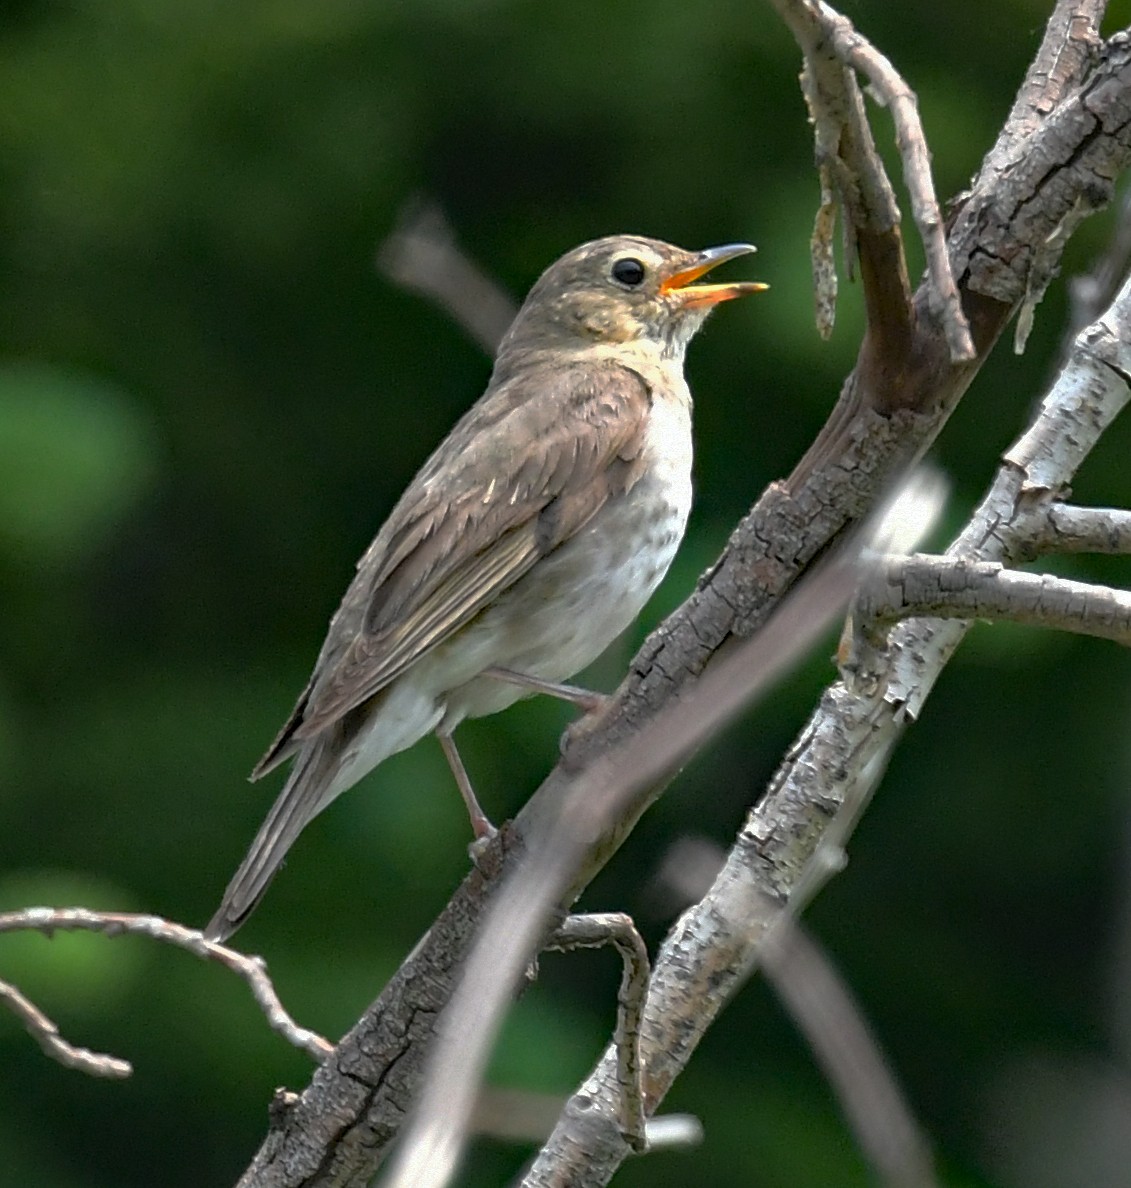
[545,914,651,1151]
[1026,504,1131,557]
[0,975,132,1079]
[469,1089,701,1158]
[999,0,1106,154]
[237,13,1131,1185]
[0,908,333,1071]
[824,15,973,361]
[777,0,913,361]
[879,259,1131,717]
[773,0,972,361]
[849,553,1131,648]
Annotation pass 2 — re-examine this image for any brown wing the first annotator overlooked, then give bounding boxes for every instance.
[252,360,652,774]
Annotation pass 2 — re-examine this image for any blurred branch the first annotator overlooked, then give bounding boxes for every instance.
[762,923,937,1188]
[238,7,1131,1186]
[546,840,937,1188]
[0,908,332,1073]
[1064,179,1131,363]
[376,198,516,354]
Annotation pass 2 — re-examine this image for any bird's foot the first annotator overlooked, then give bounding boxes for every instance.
[467,822,498,871]
[558,697,619,769]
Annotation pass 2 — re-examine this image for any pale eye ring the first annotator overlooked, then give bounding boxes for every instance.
[610,257,646,288]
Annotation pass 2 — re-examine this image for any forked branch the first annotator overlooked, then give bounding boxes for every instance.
[0,908,332,1076]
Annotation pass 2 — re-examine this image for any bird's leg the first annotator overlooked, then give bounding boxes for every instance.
[436,728,497,842]
[481,665,609,714]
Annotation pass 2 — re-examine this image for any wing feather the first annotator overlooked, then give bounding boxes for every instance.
[254,360,652,768]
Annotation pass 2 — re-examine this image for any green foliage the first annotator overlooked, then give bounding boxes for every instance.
[0,366,156,564]
[0,1,1128,1185]
[0,873,141,1017]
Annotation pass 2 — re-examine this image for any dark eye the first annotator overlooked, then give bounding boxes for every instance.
[610,257,646,287]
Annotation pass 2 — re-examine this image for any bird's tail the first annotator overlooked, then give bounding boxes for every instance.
[204,741,338,942]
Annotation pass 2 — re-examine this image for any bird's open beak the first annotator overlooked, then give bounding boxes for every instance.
[659,243,768,306]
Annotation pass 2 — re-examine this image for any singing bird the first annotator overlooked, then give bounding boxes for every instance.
[205,235,765,941]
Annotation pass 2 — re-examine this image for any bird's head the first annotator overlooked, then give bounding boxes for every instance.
[497,235,767,364]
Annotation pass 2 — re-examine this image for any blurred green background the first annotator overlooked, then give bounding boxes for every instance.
[2,2,1130,1185]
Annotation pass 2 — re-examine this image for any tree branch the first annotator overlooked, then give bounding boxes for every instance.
[850,553,1131,647]
[773,0,974,361]
[513,242,1131,1188]
[1025,504,1131,556]
[236,8,1131,1185]
[0,975,132,1079]
[375,197,517,353]
[0,908,332,1072]
[545,914,652,1151]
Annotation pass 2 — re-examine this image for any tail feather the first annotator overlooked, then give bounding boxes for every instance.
[205,742,337,942]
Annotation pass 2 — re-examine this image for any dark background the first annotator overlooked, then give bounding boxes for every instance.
[2,2,1130,1185]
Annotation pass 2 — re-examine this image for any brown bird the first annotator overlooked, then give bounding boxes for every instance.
[205,235,765,941]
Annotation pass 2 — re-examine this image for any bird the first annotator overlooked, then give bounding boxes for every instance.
[204,234,766,941]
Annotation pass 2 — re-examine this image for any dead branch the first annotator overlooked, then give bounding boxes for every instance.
[1024,504,1131,556]
[515,250,1131,1188]
[0,908,332,1073]
[236,6,1131,1185]
[849,553,1131,647]
[773,0,973,361]
[545,915,651,1151]
[0,975,132,1079]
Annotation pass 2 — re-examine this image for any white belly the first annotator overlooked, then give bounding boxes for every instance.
[446,388,691,717]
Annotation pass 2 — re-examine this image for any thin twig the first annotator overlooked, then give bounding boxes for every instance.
[778,0,912,359]
[0,908,333,1074]
[0,976,132,1079]
[546,913,651,1151]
